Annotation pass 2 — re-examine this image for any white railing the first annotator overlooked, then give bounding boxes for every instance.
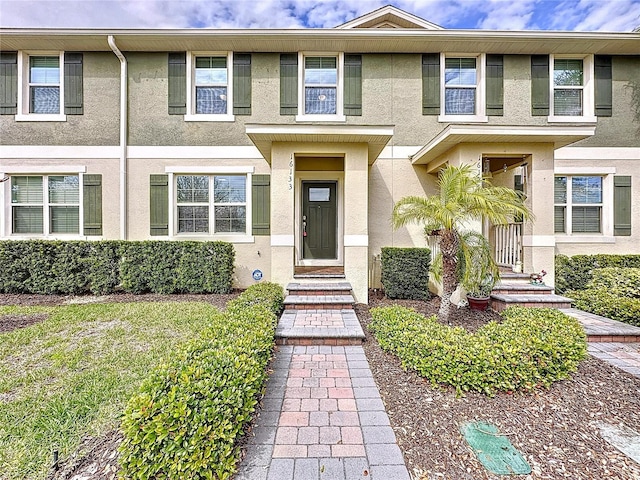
[493,223,523,268]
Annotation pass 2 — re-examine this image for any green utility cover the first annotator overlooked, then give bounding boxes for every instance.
[461,422,531,475]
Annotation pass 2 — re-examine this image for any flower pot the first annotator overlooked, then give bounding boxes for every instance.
[467,296,490,311]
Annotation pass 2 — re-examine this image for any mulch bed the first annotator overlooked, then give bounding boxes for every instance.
[3,291,640,479]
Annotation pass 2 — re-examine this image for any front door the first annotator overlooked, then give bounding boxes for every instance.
[302,182,337,259]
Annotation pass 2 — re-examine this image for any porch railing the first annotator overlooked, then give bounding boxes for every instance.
[492,223,523,268]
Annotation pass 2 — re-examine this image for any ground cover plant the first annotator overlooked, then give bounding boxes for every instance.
[0,300,234,480]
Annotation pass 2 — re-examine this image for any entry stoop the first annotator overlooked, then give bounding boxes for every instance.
[490,280,573,312]
[276,282,365,346]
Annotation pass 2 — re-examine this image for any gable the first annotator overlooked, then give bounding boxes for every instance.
[336,5,444,30]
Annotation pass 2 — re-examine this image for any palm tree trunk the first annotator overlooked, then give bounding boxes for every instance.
[438,230,459,322]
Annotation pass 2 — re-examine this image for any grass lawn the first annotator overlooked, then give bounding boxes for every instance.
[0,301,223,480]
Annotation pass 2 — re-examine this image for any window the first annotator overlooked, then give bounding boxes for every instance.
[554,176,603,234]
[436,53,487,122]
[185,52,234,121]
[304,57,337,115]
[11,175,79,234]
[29,56,60,114]
[553,59,583,116]
[444,58,477,115]
[176,175,247,234]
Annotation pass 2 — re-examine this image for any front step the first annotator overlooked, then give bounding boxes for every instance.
[286,282,352,296]
[490,293,573,312]
[283,295,355,310]
[492,283,554,295]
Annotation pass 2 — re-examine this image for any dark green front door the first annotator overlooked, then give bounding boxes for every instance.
[302,182,337,259]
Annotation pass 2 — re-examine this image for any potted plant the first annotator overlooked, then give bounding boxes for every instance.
[459,232,499,311]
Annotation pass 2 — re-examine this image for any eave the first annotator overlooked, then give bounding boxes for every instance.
[0,28,638,55]
[245,124,394,164]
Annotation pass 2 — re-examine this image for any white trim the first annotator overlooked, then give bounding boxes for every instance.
[165,166,254,174]
[15,114,66,122]
[296,52,345,122]
[129,146,262,159]
[522,235,556,247]
[184,113,235,122]
[0,145,120,158]
[438,53,487,123]
[185,51,234,121]
[548,54,595,122]
[344,235,368,247]
[2,165,86,173]
[555,166,616,175]
[169,234,255,243]
[548,115,597,123]
[555,236,615,244]
[246,124,394,136]
[17,50,66,120]
[555,147,640,160]
[271,235,295,246]
[336,5,444,30]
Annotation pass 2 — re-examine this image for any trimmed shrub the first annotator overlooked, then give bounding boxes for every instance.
[586,267,640,299]
[555,254,640,294]
[369,305,586,396]
[380,247,431,300]
[119,283,284,480]
[570,289,640,326]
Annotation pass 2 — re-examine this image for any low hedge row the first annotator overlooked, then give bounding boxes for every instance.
[369,305,586,396]
[118,282,284,480]
[585,267,640,299]
[380,247,431,300]
[0,240,234,295]
[555,254,640,294]
[570,289,640,327]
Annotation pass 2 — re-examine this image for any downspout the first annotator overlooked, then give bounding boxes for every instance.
[108,35,128,240]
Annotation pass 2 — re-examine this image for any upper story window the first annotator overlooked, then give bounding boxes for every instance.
[304,56,337,115]
[184,52,234,121]
[553,59,583,116]
[554,176,603,234]
[444,58,477,115]
[29,56,60,114]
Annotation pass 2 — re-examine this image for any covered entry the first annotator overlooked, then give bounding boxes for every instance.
[302,181,338,260]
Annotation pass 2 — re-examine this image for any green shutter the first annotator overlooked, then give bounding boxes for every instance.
[422,53,440,115]
[595,55,612,117]
[486,54,504,116]
[344,54,362,116]
[150,174,169,236]
[0,52,17,115]
[614,176,631,236]
[64,52,83,115]
[83,174,102,235]
[233,53,251,115]
[168,52,186,115]
[531,55,549,116]
[252,174,270,235]
[280,53,298,115]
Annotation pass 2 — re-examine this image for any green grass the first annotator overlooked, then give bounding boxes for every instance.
[0,302,224,480]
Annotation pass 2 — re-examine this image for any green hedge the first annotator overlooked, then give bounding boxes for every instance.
[555,254,640,294]
[585,267,640,299]
[570,289,640,326]
[369,305,586,396]
[0,240,234,295]
[118,283,284,480]
[380,247,431,300]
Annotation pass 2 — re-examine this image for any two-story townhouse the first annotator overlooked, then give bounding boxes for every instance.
[1,6,638,302]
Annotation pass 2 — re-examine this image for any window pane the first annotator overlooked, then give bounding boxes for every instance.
[30,86,60,114]
[196,86,228,114]
[214,206,246,233]
[214,175,246,203]
[554,59,583,86]
[195,56,227,85]
[178,206,209,233]
[12,206,43,233]
[30,56,59,84]
[572,176,602,204]
[309,188,330,202]
[572,206,601,233]
[49,176,79,204]
[554,206,566,233]
[305,87,337,114]
[554,89,582,116]
[11,176,43,204]
[305,57,337,85]
[445,88,475,115]
[554,177,567,203]
[50,206,79,233]
[177,176,209,203]
[445,58,476,86]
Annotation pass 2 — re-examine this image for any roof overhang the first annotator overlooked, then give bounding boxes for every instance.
[245,124,394,164]
[0,29,638,55]
[411,124,597,168]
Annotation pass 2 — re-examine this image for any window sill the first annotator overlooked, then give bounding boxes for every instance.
[547,115,597,123]
[171,234,255,243]
[438,114,488,123]
[555,235,615,244]
[184,114,235,122]
[15,114,67,122]
[295,114,346,123]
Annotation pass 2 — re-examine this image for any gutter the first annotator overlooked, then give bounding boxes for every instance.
[108,35,128,240]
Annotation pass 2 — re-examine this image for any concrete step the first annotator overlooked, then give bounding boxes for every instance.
[490,293,573,312]
[492,283,554,295]
[498,272,534,284]
[275,309,365,346]
[283,294,355,310]
[293,273,346,279]
[559,308,640,343]
[286,282,353,296]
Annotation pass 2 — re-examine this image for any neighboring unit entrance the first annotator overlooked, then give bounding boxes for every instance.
[302,181,337,259]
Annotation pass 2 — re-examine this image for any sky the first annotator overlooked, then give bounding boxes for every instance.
[0,0,639,32]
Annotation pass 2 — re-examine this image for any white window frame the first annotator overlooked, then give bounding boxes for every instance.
[296,52,346,122]
[184,51,234,122]
[15,51,66,122]
[438,53,487,123]
[166,166,254,243]
[548,54,596,123]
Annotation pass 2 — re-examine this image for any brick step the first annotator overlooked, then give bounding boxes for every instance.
[283,295,355,310]
[498,272,535,284]
[275,337,364,346]
[587,334,640,343]
[286,282,353,297]
[492,283,554,295]
[490,293,573,312]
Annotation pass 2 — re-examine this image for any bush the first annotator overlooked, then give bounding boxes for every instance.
[586,267,640,299]
[570,289,640,326]
[555,254,640,294]
[119,283,284,480]
[380,247,431,300]
[369,305,586,396]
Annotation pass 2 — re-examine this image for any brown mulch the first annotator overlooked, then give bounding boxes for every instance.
[4,291,640,479]
[358,293,640,480]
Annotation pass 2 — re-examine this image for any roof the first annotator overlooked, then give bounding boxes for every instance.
[336,5,444,30]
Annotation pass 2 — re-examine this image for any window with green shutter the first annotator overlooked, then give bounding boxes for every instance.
[614,176,631,236]
[252,174,270,235]
[150,175,169,236]
[233,53,251,115]
[0,51,18,115]
[64,52,83,115]
[486,55,503,116]
[422,53,440,115]
[554,175,603,234]
[168,52,186,115]
[83,174,102,235]
[280,53,298,115]
[531,55,549,116]
[344,54,361,116]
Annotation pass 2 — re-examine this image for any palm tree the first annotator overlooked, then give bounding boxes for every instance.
[392,164,532,321]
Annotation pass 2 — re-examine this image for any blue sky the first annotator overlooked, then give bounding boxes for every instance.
[1,0,639,31]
